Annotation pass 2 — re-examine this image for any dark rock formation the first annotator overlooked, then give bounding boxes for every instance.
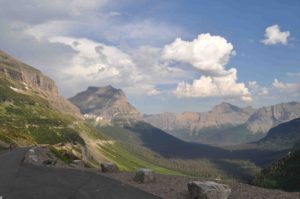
[187,181,231,199]
[133,168,155,183]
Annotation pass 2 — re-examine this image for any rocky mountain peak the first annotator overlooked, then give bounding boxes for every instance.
[87,85,121,93]
[211,102,241,113]
[69,86,142,125]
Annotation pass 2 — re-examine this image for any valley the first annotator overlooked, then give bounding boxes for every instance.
[0,50,299,198]
[1,1,300,198]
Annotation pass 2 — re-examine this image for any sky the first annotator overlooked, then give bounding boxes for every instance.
[0,0,300,113]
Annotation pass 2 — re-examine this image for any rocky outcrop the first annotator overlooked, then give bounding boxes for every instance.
[187,181,231,199]
[69,86,142,125]
[0,50,82,118]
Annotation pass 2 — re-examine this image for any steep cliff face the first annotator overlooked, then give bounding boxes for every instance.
[0,51,82,118]
[144,103,255,134]
[69,86,142,125]
[246,102,300,133]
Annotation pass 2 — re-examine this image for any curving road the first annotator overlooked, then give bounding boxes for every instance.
[0,148,160,199]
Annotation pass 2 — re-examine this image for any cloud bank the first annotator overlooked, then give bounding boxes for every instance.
[162,34,251,101]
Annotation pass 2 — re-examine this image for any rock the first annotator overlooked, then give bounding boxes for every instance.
[100,162,118,173]
[187,181,231,199]
[133,168,155,183]
[29,148,35,153]
[72,159,85,167]
[28,154,38,162]
[42,159,54,165]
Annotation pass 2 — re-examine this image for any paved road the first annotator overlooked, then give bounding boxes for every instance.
[0,148,161,199]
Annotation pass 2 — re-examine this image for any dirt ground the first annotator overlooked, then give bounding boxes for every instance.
[102,172,300,199]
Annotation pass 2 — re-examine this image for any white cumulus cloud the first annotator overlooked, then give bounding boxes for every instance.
[162,33,235,75]
[174,69,251,101]
[261,24,290,45]
[147,88,161,96]
[48,36,151,95]
[248,81,269,96]
[273,79,300,94]
[163,34,251,101]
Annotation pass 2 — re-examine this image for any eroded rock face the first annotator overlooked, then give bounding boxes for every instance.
[187,181,231,199]
[100,162,119,173]
[246,102,300,133]
[0,51,82,118]
[133,168,155,183]
[69,86,142,125]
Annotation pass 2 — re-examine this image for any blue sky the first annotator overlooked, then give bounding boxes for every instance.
[0,0,299,113]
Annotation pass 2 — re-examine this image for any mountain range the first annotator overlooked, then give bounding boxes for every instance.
[1,50,299,188]
[144,101,300,145]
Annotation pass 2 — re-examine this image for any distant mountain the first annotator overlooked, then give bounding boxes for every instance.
[144,102,255,132]
[144,102,257,145]
[258,118,300,150]
[68,85,286,180]
[144,102,300,145]
[246,102,300,133]
[69,86,142,125]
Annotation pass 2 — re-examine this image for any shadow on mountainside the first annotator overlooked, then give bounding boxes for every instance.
[125,122,287,166]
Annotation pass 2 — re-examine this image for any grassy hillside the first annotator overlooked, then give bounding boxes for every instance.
[95,122,261,181]
[0,78,83,146]
[0,75,187,176]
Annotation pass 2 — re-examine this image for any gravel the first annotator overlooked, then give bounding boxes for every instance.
[102,172,300,199]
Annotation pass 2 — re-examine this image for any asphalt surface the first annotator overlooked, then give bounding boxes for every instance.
[0,148,161,199]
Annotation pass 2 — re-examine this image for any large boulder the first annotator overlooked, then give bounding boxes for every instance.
[133,168,155,183]
[100,162,118,173]
[187,181,231,199]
